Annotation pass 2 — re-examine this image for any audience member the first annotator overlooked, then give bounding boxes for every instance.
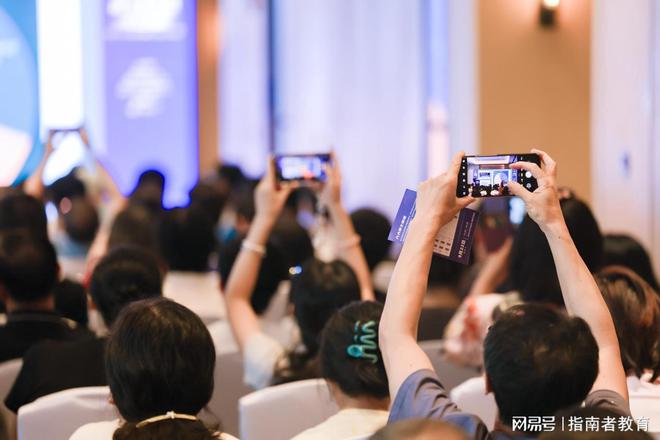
[53,279,88,327]
[595,266,660,434]
[603,234,659,291]
[0,229,92,362]
[129,169,166,215]
[0,194,48,240]
[5,246,163,412]
[69,298,237,440]
[292,301,389,440]
[444,194,603,367]
[350,208,393,298]
[225,158,373,389]
[159,206,224,324]
[379,150,630,439]
[370,419,470,440]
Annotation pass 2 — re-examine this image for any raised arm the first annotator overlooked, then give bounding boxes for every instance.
[379,153,474,398]
[319,156,375,301]
[509,149,628,400]
[225,160,291,351]
[23,130,55,200]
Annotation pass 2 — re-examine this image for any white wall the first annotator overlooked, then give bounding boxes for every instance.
[591,0,659,276]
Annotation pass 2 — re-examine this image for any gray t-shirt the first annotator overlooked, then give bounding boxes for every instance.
[388,369,631,440]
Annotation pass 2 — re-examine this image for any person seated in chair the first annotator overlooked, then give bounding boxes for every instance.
[5,246,162,412]
[0,229,92,363]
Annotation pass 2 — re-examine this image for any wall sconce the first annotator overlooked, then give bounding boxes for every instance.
[539,0,559,27]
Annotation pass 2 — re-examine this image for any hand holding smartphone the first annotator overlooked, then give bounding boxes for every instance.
[456,153,540,198]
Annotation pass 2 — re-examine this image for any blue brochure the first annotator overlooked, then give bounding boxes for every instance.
[388,189,479,264]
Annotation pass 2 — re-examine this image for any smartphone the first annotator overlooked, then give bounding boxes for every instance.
[274,153,331,183]
[456,153,540,197]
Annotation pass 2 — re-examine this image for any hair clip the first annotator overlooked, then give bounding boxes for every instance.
[135,411,198,428]
[346,320,379,364]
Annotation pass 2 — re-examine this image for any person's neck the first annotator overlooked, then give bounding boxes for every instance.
[6,296,55,314]
[332,391,390,412]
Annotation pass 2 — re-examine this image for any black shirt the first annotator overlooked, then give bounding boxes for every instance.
[0,310,93,363]
[5,337,107,412]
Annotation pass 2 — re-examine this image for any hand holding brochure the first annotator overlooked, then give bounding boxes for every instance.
[388,189,479,264]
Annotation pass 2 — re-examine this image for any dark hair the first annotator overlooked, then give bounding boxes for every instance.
[218,220,313,314]
[217,164,246,190]
[320,301,388,399]
[54,279,88,326]
[603,234,659,291]
[540,406,653,439]
[370,419,470,440]
[130,169,166,214]
[0,194,48,240]
[596,266,660,381]
[189,182,227,225]
[0,229,58,302]
[428,254,467,289]
[350,208,392,271]
[108,205,159,254]
[158,207,216,272]
[90,246,163,326]
[46,170,86,207]
[483,304,599,429]
[510,197,603,306]
[107,298,216,440]
[63,197,99,244]
[275,259,362,383]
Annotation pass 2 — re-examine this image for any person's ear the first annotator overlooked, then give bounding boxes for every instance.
[484,373,493,394]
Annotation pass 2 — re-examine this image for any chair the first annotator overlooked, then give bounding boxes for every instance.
[17,386,117,440]
[205,351,253,437]
[0,359,23,440]
[239,379,339,440]
[419,339,479,391]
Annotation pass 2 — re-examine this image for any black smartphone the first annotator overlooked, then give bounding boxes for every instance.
[456,153,540,197]
[274,153,331,183]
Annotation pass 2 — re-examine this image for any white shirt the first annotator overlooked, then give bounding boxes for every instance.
[628,373,660,433]
[291,408,389,440]
[243,332,288,389]
[163,271,226,324]
[69,419,238,440]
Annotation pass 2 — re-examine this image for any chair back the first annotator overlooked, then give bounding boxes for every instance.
[419,339,479,391]
[205,351,253,437]
[239,379,339,440]
[0,359,23,440]
[17,386,116,440]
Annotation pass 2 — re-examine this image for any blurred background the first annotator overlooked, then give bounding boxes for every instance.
[0,0,658,274]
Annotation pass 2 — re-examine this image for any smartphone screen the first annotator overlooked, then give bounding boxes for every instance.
[456,153,540,197]
[274,153,331,183]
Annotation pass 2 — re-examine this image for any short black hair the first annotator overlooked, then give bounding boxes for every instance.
[189,182,227,225]
[63,197,99,244]
[46,170,86,207]
[320,301,388,399]
[603,234,659,291]
[483,304,599,429]
[510,197,603,306]
[0,229,58,302]
[130,169,166,214]
[158,207,216,272]
[428,254,467,289]
[218,219,313,314]
[0,194,48,240]
[108,205,159,254]
[290,259,362,356]
[350,208,392,271]
[89,246,163,326]
[54,279,88,326]
[106,298,215,422]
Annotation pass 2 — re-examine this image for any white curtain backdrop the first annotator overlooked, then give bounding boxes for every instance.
[272,0,426,217]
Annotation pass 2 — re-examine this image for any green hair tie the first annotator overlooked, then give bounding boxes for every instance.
[346,320,379,364]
